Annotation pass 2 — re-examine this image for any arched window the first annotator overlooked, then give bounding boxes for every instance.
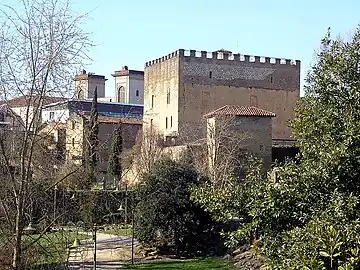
[118,86,125,102]
[77,89,82,99]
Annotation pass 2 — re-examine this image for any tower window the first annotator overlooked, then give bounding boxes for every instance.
[250,95,258,107]
[71,121,75,130]
[118,86,125,102]
[166,89,170,104]
[209,71,212,78]
[270,76,273,83]
[151,95,154,108]
[136,90,139,97]
[72,138,75,147]
[49,112,54,120]
[165,117,168,129]
[170,116,172,128]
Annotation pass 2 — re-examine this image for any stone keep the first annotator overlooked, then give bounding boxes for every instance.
[143,49,300,143]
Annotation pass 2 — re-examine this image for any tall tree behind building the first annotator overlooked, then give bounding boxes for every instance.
[108,125,123,188]
[85,86,99,184]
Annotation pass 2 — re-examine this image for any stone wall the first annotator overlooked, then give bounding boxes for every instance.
[143,54,180,136]
[65,116,141,172]
[144,49,300,142]
[207,115,273,174]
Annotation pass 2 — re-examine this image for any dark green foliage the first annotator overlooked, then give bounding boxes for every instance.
[192,27,360,269]
[108,125,123,185]
[85,86,99,184]
[134,157,224,257]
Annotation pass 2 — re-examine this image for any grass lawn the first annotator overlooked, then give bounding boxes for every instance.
[23,231,89,265]
[122,257,235,269]
[102,224,133,236]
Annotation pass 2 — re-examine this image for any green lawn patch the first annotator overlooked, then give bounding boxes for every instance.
[102,224,132,236]
[122,257,235,269]
[23,231,89,265]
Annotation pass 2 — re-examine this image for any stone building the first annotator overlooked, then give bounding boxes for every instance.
[143,49,300,144]
[204,105,275,176]
[66,114,142,177]
[112,66,144,104]
[0,95,68,128]
[74,70,107,99]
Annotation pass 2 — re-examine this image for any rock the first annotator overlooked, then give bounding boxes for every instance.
[148,251,157,256]
[223,254,231,261]
[232,250,263,269]
[232,244,250,256]
[143,255,159,261]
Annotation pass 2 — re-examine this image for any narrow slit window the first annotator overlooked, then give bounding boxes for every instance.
[72,138,75,147]
[151,95,154,108]
[170,116,172,128]
[165,117,168,129]
[209,71,212,78]
[166,89,170,104]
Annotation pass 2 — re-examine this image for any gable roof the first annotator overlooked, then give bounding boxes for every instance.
[204,105,276,118]
[0,95,68,107]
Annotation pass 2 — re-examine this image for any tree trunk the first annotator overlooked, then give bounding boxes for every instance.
[12,202,24,269]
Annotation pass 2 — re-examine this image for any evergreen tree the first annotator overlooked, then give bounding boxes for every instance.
[108,125,123,188]
[86,86,99,184]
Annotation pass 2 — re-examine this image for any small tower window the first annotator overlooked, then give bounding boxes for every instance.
[270,76,273,83]
[72,138,75,147]
[170,116,173,128]
[166,89,170,104]
[151,95,154,108]
[209,71,212,78]
[136,90,139,97]
[71,121,75,130]
[165,117,168,129]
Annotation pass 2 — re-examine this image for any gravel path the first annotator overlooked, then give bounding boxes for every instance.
[67,232,138,269]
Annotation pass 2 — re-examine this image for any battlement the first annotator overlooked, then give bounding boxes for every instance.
[145,49,300,68]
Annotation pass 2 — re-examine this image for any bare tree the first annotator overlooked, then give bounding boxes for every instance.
[0,0,92,268]
[124,127,166,185]
[177,117,251,185]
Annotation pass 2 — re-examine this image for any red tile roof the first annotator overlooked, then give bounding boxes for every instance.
[0,95,68,107]
[204,105,276,118]
[79,113,143,125]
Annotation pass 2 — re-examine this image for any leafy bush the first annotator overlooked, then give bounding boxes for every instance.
[134,157,224,256]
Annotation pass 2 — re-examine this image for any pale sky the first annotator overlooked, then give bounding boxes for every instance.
[5,0,360,96]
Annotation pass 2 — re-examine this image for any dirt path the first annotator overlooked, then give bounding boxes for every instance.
[67,232,139,269]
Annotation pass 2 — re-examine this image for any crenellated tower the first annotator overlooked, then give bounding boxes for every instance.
[143,49,300,143]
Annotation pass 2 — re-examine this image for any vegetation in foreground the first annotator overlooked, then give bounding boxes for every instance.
[23,232,89,266]
[134,157,224,257]
[122,257,235,269]
[102,224,133,236]
[192,26,360,269]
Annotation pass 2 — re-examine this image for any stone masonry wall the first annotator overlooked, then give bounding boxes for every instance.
[143,53,180,136]
[144,49,300,142]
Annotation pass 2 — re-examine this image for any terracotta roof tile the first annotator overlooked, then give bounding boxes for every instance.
[80,113,143,125]
[204,105,276,118]
[0,95,68,107]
